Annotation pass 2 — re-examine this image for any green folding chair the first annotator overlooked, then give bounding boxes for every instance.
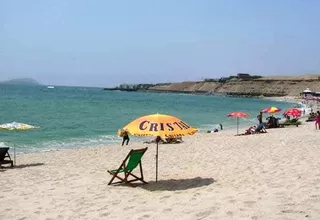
[108,147,148,185]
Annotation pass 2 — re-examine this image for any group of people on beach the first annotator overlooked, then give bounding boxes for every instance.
[120,108,320,145]
[306,111,320,129]
[120,130,183,146]
[207,123,223,133]
[244,114,267,135]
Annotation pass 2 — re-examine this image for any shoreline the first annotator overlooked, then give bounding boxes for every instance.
[260,95,300,103]
[10,95,299,156]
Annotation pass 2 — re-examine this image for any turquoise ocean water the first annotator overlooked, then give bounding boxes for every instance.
[0,84,294,153]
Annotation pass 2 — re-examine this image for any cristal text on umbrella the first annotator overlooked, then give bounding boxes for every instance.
[139,120,191,131]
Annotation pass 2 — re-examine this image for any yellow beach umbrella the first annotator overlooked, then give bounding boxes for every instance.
[0,121,39,165]
[123,113,198,182]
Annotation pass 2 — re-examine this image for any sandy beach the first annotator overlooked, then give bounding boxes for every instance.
[1,121,320,220]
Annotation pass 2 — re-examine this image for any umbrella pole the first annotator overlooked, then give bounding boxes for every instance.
[237,117,239,135]
[156,142,159,182]
[14,146,16,166]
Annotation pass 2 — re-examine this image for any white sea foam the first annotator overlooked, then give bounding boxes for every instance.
[0,142,9,148]
[11,135,123,154]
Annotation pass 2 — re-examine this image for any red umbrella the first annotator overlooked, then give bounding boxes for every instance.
[227,112,249,135]
[283,108,302,118]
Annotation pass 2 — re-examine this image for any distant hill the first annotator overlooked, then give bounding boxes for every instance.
[0,78,42,86]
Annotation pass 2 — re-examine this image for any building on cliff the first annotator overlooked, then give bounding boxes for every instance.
[237,73,262,80]
[301,88,320,100]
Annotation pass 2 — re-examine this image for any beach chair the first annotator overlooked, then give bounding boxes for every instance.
[108,147,148,186]
[0,147,13,168]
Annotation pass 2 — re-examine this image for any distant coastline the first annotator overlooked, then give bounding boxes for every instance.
[104,74,320,98]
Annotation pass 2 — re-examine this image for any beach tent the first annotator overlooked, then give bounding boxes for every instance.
[122,113,198,182]
[303,88,312,93]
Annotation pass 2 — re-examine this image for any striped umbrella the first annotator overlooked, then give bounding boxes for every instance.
[261,106,282,114]
[227,112,249,135]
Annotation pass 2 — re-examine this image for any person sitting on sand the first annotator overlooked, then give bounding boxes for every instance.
[164,137,183,144]
[255,124,267,133]
[307,112,316,122]
[266,116,279,128]
[144,136,164,144]
[245,126,256,135]
[207,123,223,133]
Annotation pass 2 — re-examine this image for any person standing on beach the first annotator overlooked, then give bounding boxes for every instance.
[315,111,320,130]
[257,114,263,125]
[122,130,130,146]
[256,113,267,133]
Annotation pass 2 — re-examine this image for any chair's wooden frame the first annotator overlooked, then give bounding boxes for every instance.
[108,148,148,186]
[0,147,13,168]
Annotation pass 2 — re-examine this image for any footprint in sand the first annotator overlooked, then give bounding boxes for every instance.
[160,195,171,199]
[226,211,233,216]
[310,194,320,198]
[123,206,135,211]
[281,210,305,214]
[195,210,213,219]
[244,201,256,208]
[99,212,110,217]
[137,214,151,220]
[112,200,121,205]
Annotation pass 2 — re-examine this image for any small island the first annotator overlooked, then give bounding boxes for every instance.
[0,78,42,86]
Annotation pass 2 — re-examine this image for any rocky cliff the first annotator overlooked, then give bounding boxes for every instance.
[147,75,320,97]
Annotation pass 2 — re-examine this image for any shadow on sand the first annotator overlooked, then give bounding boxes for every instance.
[141,177,216,191]
[12,163,45,169]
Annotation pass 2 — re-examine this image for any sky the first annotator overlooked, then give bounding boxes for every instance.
[1,0,320,87]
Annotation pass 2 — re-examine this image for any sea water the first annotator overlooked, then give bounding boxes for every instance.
[0,84,294,153]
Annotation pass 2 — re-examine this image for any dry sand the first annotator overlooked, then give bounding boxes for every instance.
[1,122,320,220]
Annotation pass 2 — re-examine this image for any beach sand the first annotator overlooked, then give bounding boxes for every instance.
[1,122,320,220]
